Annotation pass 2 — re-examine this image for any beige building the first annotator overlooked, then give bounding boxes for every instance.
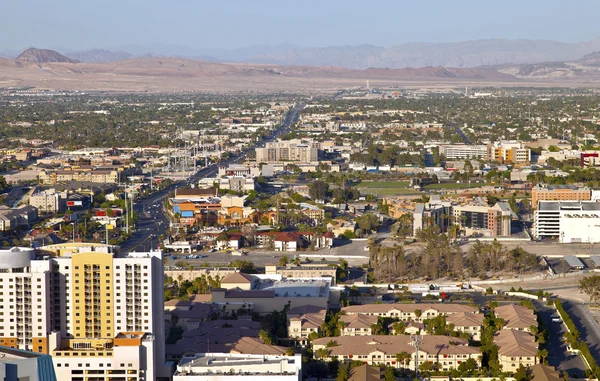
[38,169,119,185]
[494,329,538,372]
[265,264,337,285]
[29,189,66,213]
[287,305,326,343]
[312,335,480,371]
[220,272,255,290]
[339,314,378,336]
[532,184,591,208]
[495,304,537,332]
[446,311,484,341]
[255,140,319,163]
[342,303,479,322]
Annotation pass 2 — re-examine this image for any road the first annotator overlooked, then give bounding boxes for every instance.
[562,300,600,370]
[121,105,302,253]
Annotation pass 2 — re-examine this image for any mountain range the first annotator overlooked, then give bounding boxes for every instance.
[3,46,600,92]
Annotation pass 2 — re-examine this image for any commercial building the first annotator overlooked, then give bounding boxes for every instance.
[0,346,57,381]
[0,244,171,381]
[255,140,318,163]
[173,353,302,381]
[439,145,488,159]
[29,189,67,214]
[218,164,261,178]
[211,278,334,314]
[534,201,600,242]
[265,264,337,285]
[489,142,531,163]
[532,185,591,207]
[312,335,480,371]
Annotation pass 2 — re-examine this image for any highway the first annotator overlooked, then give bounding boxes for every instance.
[120,105,302,253]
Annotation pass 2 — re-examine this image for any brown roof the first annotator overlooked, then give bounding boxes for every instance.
[495,304,537,329]
[164,299,191,308]
[494,329,538,357]
[175,187,217,197]
[349,365,384,381]
[312,335,476,357]
[288,305,327,329]
[340,314,378,329]
[342,303,478,315]
[230,337,287,355]
[223,289,275,298]
[446,312,485,327]
[221,272,254,284]
[530,364,562,381]
[190,294,212,303]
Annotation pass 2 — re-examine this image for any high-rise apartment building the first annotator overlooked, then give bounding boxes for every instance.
[0,244,171,381]
[255,140,319,163]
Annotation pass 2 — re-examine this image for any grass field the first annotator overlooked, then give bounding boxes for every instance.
[356,181,410,188]
[424,183,484,189]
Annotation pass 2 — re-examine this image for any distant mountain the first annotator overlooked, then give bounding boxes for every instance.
[15,48,78,63]
[113,39,600,69]
[65,49,132,63]
[497,51,600,80]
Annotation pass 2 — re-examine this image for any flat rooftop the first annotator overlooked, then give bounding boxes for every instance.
[538,201,600,212]
[256,278,330,298]
[177,353,299,376]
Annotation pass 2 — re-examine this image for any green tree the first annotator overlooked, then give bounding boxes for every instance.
[579,275,600,303]
[384,366,396,381]
[279,255,289,267]
[337,362,349,381]
[514,364,531,381]
[308,180,329,201]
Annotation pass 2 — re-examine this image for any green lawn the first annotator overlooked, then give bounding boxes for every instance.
[357,181,410,188]
[358,188,421,196]
[424,183,485,189]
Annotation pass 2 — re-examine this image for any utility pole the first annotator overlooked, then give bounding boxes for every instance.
[125,191,129,233]
[410,335,423,380]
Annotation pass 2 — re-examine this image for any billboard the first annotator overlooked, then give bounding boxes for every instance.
[67,200,83,207]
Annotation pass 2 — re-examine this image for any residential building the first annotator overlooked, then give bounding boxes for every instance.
[413,201,451,236]
[312,335,480,371]
[446,311,485,341]
[29,188,66,214]
[439,145,488,159]
[218,195,257,226]
[255,140,318,163]
[327,220,356,237]
[494,304,537,332]
[532,185,591,207]
[173,353,302,381]
[287,305,327,343]
[0,205,38,231]
[348,365,384,381]
[534,201,600,242]
[38,169,119,185]
[339,314,378,336]
[0,244,171,381]
[0,346,57,381]
[453,202,512,237]
[530,364,562,381]
[342,303,479,322]
[494,329,538,372]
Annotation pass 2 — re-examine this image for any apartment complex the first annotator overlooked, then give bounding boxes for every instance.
[439,145,488,159]
[453,203,512,237]
[413,200,512,237]
[255,140,318,163]
[0,244,170,381]
[29,188,67,213]
[532,185,591,207]
[494,329,538,372]
[342,303,479,321]
[494,304,537,332]
[287,305,326,343]
[39,169,119,185]
[0,206,38,231]
[312,335,480,371]
[534,201,600,242]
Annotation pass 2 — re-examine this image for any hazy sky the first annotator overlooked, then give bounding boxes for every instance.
[1,0,599,51]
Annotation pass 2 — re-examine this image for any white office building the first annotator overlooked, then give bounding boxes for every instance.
[174,353,302,381]
[534,201,600,243]
[439,145,488,159]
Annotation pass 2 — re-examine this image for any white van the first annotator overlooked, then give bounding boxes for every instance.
[552,318,562,323]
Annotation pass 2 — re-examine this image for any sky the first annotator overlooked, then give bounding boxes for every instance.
[1,0,599,52]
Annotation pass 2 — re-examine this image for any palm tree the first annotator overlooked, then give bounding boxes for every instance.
[315,348,330,360]
[537,348,549,365]
[395,351,410,369]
